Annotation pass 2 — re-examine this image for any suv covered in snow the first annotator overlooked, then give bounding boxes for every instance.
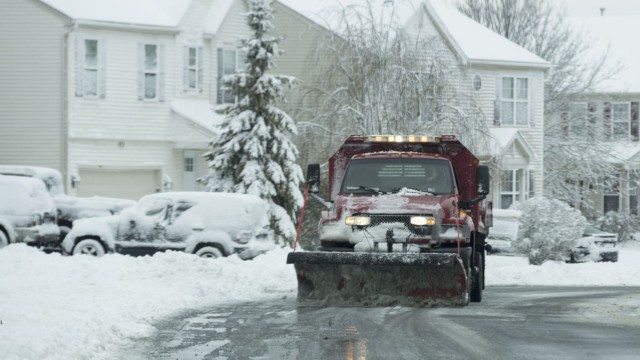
[0,165,135,240]
[61,192,274,259]
[486,209,521,255]
[0,176,59,248]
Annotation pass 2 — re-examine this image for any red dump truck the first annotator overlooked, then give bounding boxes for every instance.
[287,135,492,306]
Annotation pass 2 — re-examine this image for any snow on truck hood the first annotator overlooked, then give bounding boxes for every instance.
[337,191,447,215]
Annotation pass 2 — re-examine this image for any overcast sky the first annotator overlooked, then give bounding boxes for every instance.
[561,0,640,16]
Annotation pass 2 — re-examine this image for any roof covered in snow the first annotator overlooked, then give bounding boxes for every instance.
[171,99,223,134]
[278,0,549,68]
[486,128,537,161]
[40,0,191,28]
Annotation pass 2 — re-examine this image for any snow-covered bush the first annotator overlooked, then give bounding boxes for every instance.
[596,211,639,242]
[512,196,587,265]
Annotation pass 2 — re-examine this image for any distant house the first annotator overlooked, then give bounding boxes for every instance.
[278,0,550,209]
[567,15,640,218]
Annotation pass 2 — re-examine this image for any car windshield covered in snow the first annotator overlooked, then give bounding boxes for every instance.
[0,176,59,246]
[340,158,454,195]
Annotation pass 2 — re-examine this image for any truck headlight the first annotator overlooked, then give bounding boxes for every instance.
[345,216,371,226]
[410,216,435,226]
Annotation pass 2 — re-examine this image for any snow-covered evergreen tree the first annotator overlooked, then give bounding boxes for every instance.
[201,0,304,246]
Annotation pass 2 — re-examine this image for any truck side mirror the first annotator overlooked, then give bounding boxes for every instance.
[477,165,490,195]
[307,164,321,194]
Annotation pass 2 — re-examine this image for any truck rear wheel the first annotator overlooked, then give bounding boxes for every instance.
[470,252,483,303]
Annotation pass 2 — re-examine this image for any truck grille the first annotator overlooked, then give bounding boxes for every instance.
[368,214,432,236]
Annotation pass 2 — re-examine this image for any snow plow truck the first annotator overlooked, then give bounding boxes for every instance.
[287,135,492,307]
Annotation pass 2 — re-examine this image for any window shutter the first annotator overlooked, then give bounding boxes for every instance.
[604,102,612,139]
[217,48,223,104]
[198,46,204,93]
[158,44,165,102]
[137,43,144,101]
[493,76,501,125]
[632,102,639,141]
[182,46,189,92]
[75,38,84,97]
[528,77,534,127]
[98,39,107,99]
[528,169,535,198]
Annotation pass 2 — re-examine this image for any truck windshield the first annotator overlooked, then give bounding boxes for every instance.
[341,158,454,195]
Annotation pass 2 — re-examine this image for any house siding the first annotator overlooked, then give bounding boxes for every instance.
[63,0,252,197]
[0,0,68,172]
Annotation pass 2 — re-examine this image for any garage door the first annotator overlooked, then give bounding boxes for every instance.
[78,169,160,200]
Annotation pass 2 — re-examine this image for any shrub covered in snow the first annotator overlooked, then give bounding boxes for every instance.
[596,211,639,242]
[512,196,587,265]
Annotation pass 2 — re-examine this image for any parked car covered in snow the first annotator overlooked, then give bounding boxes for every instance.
[566,224,618,263]
[0,176,59,248]
[486,209,521,255]
[0,165,135,239]
[61,192,274,259]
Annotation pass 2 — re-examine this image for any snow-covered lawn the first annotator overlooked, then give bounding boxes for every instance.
[1,243,639,360]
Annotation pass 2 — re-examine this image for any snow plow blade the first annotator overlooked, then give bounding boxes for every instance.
[287,252,469,307]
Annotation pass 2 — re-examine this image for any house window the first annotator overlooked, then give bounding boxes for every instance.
[184,46,202,91]
[473,75,482,91]
[603,174,620,214]
[562,102,588,137]
[500,169,522,209]
[217,48,245,104]
[76,39,105,98]
[137,43,164,101]
[612,103,630,140]
[183,151,197,191]
[144,44,158,99]
[83,40,98,96]
[630,172,640,215]
[500,77,529,125]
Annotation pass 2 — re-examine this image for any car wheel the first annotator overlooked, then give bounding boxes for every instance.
[73,239,106,257]
[195,246,223,258]
[0,230,8,248]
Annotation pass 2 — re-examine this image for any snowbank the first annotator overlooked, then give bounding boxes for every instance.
[0,243,639,359]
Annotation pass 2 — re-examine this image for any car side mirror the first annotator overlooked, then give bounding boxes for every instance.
[307,164,321,194]
[477,165,490,196]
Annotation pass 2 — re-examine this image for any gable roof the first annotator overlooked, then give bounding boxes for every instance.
[204,0,236,35]
[40,0,191,28]
[488,128,537,161]
[424,1,549,68]
[278,0,549,69]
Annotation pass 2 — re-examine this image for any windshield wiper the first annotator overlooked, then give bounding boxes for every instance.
[345,186,381,194]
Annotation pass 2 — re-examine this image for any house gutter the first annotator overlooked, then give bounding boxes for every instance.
[74,19,180,34]
[469,59,551,70]
[61,20,77,192]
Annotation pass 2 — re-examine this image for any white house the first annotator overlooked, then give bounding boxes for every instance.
[0,0,548,208]
[278,0,550,209]
[0,0,258,200]
[568,15,640,218]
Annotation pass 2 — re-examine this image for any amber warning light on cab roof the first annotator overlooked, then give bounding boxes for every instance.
[367,135,459,143]
[368,135,440,143]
